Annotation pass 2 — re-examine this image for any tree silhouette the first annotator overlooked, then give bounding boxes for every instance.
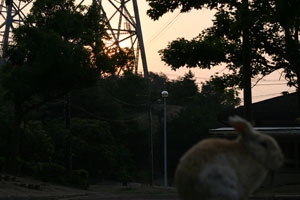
[0,0,108,173]
[146,0,300,119]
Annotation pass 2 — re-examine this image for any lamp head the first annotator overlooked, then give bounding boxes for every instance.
[161,91,168,98]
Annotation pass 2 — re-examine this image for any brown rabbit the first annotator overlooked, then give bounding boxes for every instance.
[175,116,284,200]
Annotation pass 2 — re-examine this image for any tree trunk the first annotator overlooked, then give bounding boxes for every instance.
[284,22,300,116]
[297,77,300,115]
[242,0,253,121]
[65,93,72,176]
[294,64,300,115]
[6,101,22,174]
[294,21,300,115]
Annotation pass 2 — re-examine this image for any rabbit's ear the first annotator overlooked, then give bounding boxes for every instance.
[229,116,254,139]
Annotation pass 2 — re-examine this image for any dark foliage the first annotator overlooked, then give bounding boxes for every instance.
[0,0,241,186]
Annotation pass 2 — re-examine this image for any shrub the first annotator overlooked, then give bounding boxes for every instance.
[39,162,66,183]
[0,157,6,172]
[71,169,89,189]
[20,160,39,177]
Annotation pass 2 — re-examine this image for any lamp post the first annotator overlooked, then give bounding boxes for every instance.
[161,90,168,187]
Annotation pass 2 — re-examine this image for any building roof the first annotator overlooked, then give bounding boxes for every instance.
[209,127,300,137]
[219,92,299,127]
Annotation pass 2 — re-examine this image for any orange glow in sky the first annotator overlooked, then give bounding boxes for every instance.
[133,2,295,103]
[7,0,296,103]
[76,0,297,103]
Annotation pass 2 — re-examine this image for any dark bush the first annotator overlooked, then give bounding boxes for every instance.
[20,160,39,177]
[70,169,89,189]
[0,157,6,172]
[39,162,66,183]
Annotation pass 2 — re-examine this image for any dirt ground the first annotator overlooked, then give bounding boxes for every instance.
[1,174,300,200]
[0,174,179,200]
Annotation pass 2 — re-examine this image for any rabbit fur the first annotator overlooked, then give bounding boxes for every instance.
[175,116,284,200]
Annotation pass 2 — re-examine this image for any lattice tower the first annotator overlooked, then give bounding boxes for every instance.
[0,0,149,78]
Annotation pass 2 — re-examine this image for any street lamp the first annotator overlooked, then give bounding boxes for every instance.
[161,90,168,187]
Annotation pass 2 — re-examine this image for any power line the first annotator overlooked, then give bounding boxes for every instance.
[72,103,145,122]
[146,11,182,46]
[253,92,286,98]
[164,73,208,80]
[250,90,297,101]
[259,79,286,82]
[254,83,287,86]
[110,95,147,107]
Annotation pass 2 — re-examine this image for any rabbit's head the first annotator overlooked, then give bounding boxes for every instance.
[229,116,284,170]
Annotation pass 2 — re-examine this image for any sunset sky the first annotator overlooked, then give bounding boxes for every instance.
[76,0,294,103]
[4,0,296,103]
[134,1,296,103]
